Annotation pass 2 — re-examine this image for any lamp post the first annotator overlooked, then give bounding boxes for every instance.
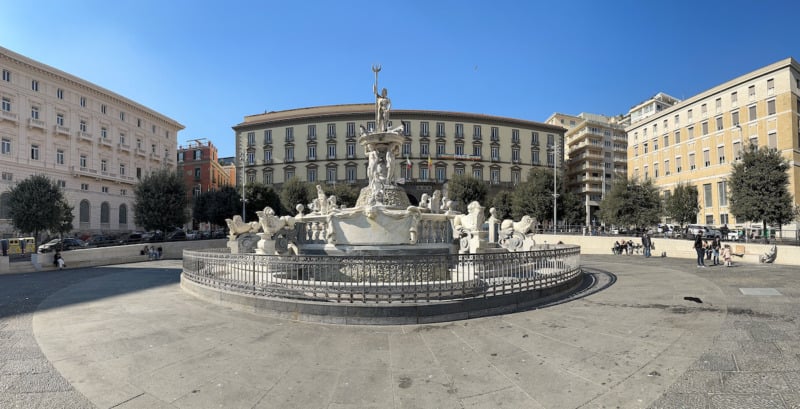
[240,152,247,222]
[552,144,559,235]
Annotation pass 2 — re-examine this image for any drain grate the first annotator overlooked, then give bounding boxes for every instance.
[739,288,781,296]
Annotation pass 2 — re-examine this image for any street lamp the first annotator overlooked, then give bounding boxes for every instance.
[552,144,559,235]
[240,152,247,222]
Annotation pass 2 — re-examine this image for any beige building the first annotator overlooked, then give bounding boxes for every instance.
[627,57,800,230]
[0,46,184,237]
[232,104,565,203]
[547,113,628,226]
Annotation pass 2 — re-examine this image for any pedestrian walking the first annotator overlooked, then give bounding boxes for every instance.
[693,234,706,267]
[641,232,652,258]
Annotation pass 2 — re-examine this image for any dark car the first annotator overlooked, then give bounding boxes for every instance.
[85,234,117,248]
[38,238,86,253]
[166,230,187,241]
[118,233,144,245]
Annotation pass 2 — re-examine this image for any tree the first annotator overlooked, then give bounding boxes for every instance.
[559,189,584,227]
[280,178,311,215]
[324,183,359,209]
[663,182,699,230]
[7,174,69,245]
[511,168,554,224]
[193,186,240,228]
[55,199,74,237]
[597,175,661,229]
[245,182,283,218]
[729,145,795,236]
[133,168,189,233]
[446,174,487,213]
[489,190,514,220]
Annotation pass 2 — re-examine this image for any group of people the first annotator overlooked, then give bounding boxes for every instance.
[141,245,162,260]
[612,240,640,255]
[693,234,733,267]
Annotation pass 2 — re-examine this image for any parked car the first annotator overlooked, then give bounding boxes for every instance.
[118,232,144,244]
[85,234,117,248]
[38,238,86,253]
[166,230,187,241]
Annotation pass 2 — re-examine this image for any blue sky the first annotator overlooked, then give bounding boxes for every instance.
[1,0,798,158]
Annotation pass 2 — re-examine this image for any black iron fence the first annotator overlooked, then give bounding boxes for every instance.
[182,246,581,304]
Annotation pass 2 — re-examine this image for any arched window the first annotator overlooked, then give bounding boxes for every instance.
[79,199,91,224]
[100,202,110,225]
[118,204,127,225]
[0,192,10,219]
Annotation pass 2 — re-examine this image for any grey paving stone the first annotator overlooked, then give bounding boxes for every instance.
[647,392,709,409]
[667,371,722,393]
[709,393,786,409]
[720,371,791,394]
[691,352,737,371]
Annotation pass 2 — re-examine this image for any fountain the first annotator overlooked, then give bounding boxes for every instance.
[181,68,583,324]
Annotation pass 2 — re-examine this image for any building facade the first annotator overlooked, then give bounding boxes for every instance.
[232,104,565,202]
[627,57,800,229]
[547,112,628,227]
[0,46,184,237]
[177,140,232,200]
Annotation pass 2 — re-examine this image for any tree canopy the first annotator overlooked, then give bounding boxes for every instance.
[7,174,70,244]
[446,174,487,213]
[280,177,311,215]
[511,168,555,223]
[663,181,699,229]
[729,145,795,230]
[133,168,189,233]
[193,186,240,228]
[597,175,661,229]
[245,182,283,218]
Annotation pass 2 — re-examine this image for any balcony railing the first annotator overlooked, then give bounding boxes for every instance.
[28,118,45,129]
[1,111,18,122]
[56,125,71,135]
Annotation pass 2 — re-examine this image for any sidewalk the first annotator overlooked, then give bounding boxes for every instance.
[2,256,800,408]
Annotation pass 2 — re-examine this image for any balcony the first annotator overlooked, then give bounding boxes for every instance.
[473,135,482,141]
[263,159,273,164]
[100,137,114,147]
[56,125,71,136]
[118,143,131,152]
[135,148,147,157]
[150,152,162,162]
[28,118,46,130]
[1,111,18,123]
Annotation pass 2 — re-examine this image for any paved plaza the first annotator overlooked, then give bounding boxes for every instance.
[2,255,800,408]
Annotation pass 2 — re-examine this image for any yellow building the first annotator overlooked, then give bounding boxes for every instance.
[0,46,184,236]
[627,58,800,231]
[232,104,565,203]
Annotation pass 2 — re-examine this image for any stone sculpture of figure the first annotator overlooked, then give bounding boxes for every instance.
[359,124,368,136]
[326,195,337,212]
[314,185,328,214]
[419,193,430,211]
[374,86,391,131]
[385,145,398,182]
[429,190,442,213]
[226,215,260,237]
[366,145,379,183]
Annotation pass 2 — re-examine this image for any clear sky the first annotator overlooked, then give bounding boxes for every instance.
[1,0,798,158]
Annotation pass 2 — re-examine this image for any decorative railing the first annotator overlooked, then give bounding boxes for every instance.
[182,245,581,304]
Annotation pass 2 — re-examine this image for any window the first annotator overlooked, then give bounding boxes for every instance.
[644,165,649,179]
[436,142,446,155]
[56,113,64,126]
[1,138,10,154]
[101,159,107,172]
[663,134,669,147]
[717,146,725,164]
[512,129,520,143]
[653,138,658,151]
[31,79,39,91]
[420,167,429,181]
[118,132,124,144]
[30,144,39,160]
[675,156,682,173]
[57,88,64,99]
[285,169,294,180]
[1,69,10,82]
[436,122,445,137]
[547,134,555,147]
[137,118,142,128]
[436,167,446,182]
[701,121,708,135]
[701,103,707,116]
[419,121,429,137]
[664,159,670,175]
[688,127,694,139]
[490,168,500,184]
[531,132,539,145]
[79,120,87,132]
[750,135,758,148]
[720,213,729,225]
[307,168,317,182]
[473,125,482,139]
[748,85,755,99]
[715,98,722,112]
[643,142,648,154]
[748,104,757,121]
[31,106,39,120]
[2,97,11,112]
[511,169,520,185]
[731,91,738,105]
[547,150,554,166]
[264,149,272,162]
[687,109,693,122]
[264,129,272,144]
[193,150,201,160]
[56,149,64,164]
[532,150,540,165]
[767,78,775,94]
[455,123,464,138]
[81,183,89,191]
[733,141,742,161]
[285,147,294,162]
[703,183,712,207]
[718,180,728,207]
[263,170,273,185]
[101,186,109,194]
[455,143,464,155]
[346,142,355,158]
[768,132,777,149]
[491,146,499,160]
[136,167,142,179]
[152,124,156,134]
[490,127,499,141]
[101,104,107,114]
[689,153,696,170]
[327,123,336,138]
[120,164,126,175]
[715,116,723,131]
[731,110,739,126]
[420,143,429,156]
[674,130,681,144]
[402,142,411,156]
[327,144,336,159]
[472,168,482,179]
[326,167,337,183]
[58,180,66,188]
[247,152,254,165]
[119,111,125,121]
[346,166,356,182]
[247,131,255,145]
[674,114,680,126]
[193,167,201,179]
[346,122,355,137]
[367,121,375,132]
[512,148,520,162]
[285,127,294,142]
[473,145,482,157]
[767,99,776,116]
[654,163,659,178]
[80,155,87,168]
[307,124,316,140]
[703,149,710,167]
[402,121,411,136]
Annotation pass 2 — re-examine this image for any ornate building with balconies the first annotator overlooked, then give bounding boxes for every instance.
[0,46,184,237]
[232,104,565,203]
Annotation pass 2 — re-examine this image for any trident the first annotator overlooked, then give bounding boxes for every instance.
[372,64,381,91]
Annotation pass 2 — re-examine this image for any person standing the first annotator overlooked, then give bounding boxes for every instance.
[693,234,706,267]
[711,236,722,265]
[641,232,652,258]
